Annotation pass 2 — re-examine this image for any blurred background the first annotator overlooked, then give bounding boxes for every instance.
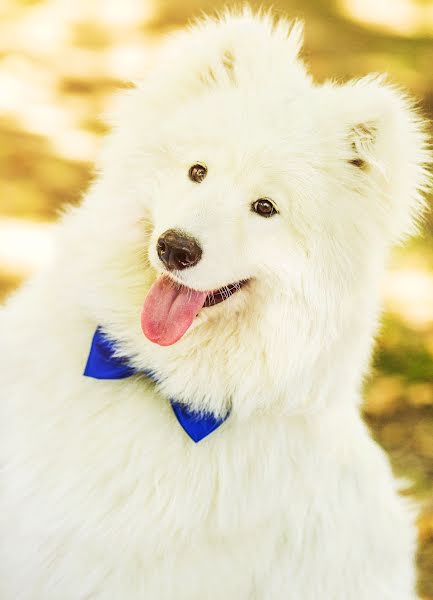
[0,0,432,595]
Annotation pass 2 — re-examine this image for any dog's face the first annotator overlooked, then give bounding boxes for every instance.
[147,92,300,293]
[140,88,325,345]
[75,12,428,409]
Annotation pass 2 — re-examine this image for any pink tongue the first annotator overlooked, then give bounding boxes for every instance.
[141,276,207,346]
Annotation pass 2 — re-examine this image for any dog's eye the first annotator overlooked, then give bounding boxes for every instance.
[188,163,207,183]
[251,198,277,218]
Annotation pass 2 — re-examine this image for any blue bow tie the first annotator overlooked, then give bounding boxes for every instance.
[83,327,229,443]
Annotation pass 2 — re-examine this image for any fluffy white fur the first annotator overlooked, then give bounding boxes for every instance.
[1,9,431,600]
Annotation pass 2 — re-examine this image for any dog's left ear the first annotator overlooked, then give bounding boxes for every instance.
[324,76,431,241]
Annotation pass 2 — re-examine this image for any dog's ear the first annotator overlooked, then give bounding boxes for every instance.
[168,11,305,93]
[103,12,308,132]
[347,122,378,171]
[325,76,431,241]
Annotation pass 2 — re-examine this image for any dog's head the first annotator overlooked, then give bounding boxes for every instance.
[71,11,430,414]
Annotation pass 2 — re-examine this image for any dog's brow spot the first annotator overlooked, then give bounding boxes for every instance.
[221,50,236,83]
[199,67,218,87]
[198,50,236,89]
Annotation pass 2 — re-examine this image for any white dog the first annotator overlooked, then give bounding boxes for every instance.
[0,9,431,600]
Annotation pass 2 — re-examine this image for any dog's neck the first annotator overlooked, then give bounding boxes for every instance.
[51,221,380,422]
[112,288,376,421]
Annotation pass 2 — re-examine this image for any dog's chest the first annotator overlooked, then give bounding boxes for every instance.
[2,369,415,600]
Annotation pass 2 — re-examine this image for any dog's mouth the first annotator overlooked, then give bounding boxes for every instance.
[141,275,248,346]
[203,280,248,307]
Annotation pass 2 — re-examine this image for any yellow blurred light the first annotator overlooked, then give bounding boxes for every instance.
[98,0,156,26]
[384,267,433,329]
[0,0,162,164]
[339,0,433,36]
[0,218,55,277]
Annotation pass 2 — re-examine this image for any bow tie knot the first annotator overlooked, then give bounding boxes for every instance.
[83,327,229,443]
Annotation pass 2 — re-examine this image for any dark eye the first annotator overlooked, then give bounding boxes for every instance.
[188,163,207,183]
[251,198,277,218]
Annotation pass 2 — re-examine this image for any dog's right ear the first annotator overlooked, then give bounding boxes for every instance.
[322,76,432,242]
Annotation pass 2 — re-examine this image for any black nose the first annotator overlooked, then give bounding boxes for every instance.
[157,229,202,271]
